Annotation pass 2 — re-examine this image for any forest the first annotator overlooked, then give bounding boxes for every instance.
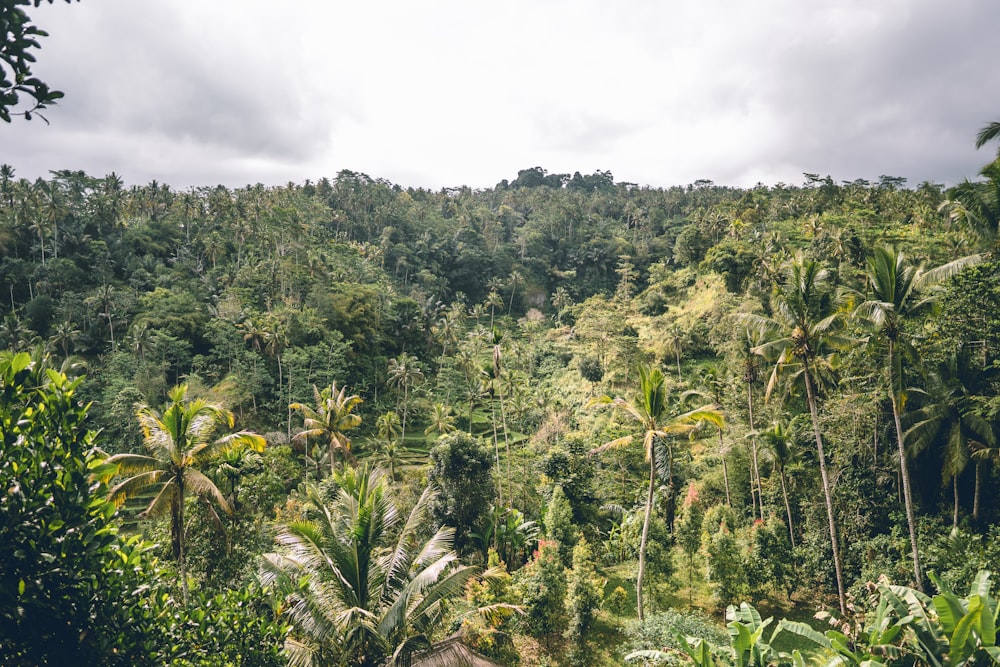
[3,123,1000,666]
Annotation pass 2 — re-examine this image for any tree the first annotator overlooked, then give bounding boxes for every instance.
[941,160,1000,248]
[260,467,479,667]
[905,345,996,529]
[544,484,580,567]
[0,1,76,122]
[102,384,265,602]
[853,245,981,590]
[975,119,1000,159]
[738,253,851,613]
[424,402,457,438]
[428,431,495,554]
[387,352,423,445]
[565,537,603,665]
[290,382,363,476]
[677,484,705,605]
[0,352,121,663]
[591,364,722,621]
[757,420,798,550]
[514,540,567,642]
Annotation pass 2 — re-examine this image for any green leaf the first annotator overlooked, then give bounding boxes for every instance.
[950,599,981,666]
[934,591,967,634]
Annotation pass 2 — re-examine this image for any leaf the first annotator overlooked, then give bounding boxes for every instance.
[774,619,832,649]
[949,598,981,666]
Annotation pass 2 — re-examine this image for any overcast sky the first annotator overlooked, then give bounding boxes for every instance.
[5,0,1000,191]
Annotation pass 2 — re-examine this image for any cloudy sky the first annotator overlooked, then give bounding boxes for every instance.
[5,0,1000,191]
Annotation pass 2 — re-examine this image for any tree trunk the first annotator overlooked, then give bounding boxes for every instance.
[746,381,762,520]
[490,391,502,506]
[802,358,846,614]
[779,469,795,548]
[172,483,188,605]
[973,461,982,525]
[719,429,732,507]
[498,382,513,504]
[637,444,656,622]
[953,476,960,529]
[888,340,923,591]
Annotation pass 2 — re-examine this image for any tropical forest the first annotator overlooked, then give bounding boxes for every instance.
[4,116,1000,666]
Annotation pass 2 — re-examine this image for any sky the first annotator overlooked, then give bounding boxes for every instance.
[5,0,1000,191]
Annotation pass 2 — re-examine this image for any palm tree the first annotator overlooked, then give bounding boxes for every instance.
[387,353,423,446]
[905,346,996,529]
[260,467,481,667]
[376,410,402,443]
[290,382,363,476]
[975,120,1000,159]
[738,253,852,613]
[103,384,265,601]
[424,403,457,438]
[698,365,733,508]
[940,160,1000,248]
[591,365,722,621]
[757,420,799,549]
[853,245,981,590]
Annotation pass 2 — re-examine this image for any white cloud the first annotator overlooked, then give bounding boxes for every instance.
[5,0,1000,190]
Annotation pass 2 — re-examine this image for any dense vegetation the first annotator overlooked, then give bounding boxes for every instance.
[3,127,1000,665]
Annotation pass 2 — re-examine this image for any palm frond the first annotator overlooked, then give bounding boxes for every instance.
[107,469,164,507]
[141,480,178,519]
[183,467,232,514]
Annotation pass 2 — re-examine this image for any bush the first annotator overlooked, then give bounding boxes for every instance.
[0,353,121,665]
[514,540,567,640]
[624,609,727,665]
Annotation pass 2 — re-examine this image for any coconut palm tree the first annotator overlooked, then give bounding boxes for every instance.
[387,353,423,446]
[290,382,363,476]
[591,364,722,621]
[905,345,996,529]
[757,420,799,549]
[738,253,852,613]
[424,403,457,438]
[940,160,1000,248]
[853,245,981,590]
[103,384,265,602]
[260,466,482,667]
[975,120,1000,158]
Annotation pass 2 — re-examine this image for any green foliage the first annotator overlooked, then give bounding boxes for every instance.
[515,540,568,640]
[462,549,520,665]
[565,537,603,641]
[624,609,728,665]
[545,485,581,566]
[0,1,75,122]
[701,239,759,294]
[604,585,631,619]
[706,527,747,608]
[261,467,478,667]
[429,431,496,553]
[0,352,287,666]
[0,352,119,664]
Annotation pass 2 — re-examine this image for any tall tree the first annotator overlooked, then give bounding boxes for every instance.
[387,353,423,446]
[591,365,722,621]
[738,253,851,613]
[853,245,981,590]
[103,384,265,602]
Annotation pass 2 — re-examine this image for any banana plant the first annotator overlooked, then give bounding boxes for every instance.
[928,570,1000,666]
[726,603,779,667]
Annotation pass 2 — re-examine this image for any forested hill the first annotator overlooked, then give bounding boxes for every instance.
[3,159,1000,665]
